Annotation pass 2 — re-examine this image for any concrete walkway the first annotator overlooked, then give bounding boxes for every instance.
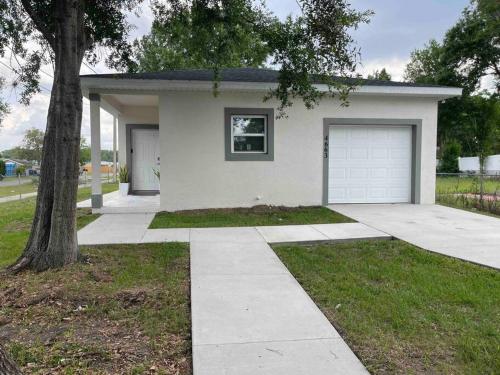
[0,182,92,204]
[0,191,37,204]
[77,190,160,214]
[78,214,390,246]
[331,204,500,269]
[77,215,390,373]
[190,227,368,375]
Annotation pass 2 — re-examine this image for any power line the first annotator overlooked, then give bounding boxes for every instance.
[6,46,54,79]
[83,61,98,74]
[0,60,52,93]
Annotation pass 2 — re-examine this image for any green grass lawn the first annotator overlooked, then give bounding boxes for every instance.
[436,176,500,217]
[436,175,500,194]
[0,179,38,197]
[150,205,354,229]
[0,183,118,268]
[274,240,500,374]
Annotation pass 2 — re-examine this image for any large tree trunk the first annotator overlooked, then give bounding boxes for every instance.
[9,1,85,273]
[0,344,22,375]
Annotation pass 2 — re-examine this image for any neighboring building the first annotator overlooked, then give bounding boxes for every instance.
[81,67,462,210]
[82,161,116,174]
[459,155,500,175]
[2,159,27,177]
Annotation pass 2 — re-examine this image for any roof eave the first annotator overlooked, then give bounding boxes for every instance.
[80,78,462,100]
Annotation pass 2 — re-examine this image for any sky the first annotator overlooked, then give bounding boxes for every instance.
[0,0,470,151]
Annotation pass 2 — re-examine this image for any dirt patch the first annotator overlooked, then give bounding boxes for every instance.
[173,204,324,215]
[90,270,113,283]
[115,288,148,308]
[0,244,191,374]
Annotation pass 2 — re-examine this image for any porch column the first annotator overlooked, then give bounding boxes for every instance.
[89,93,102,208]
[112,115,117,183]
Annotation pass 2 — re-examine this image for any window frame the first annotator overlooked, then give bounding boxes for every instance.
[224,107,274,161]
[230,114,268,154]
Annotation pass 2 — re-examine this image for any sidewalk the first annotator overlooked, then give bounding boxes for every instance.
[0,182,92,204]
[190,227,369,374]
[77,214,389,246]
[77,215,390,374]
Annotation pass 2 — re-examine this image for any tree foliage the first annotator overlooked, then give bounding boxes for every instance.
[0,77,9,126]
[0,0,144,273]
[22,127,44,162]
[438,139,461,173]
[0,0,142,103]
[442,0,500,94]
[367,68,391,81]
[404,0,500,161]
[133,0,373,116]
[133,0,270,71]
[458,94,500,166]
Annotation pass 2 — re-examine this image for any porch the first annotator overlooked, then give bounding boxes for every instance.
[86,91,160,212]
[78,190,160,214]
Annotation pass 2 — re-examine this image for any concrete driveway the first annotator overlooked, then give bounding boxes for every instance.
[331,204,500,269]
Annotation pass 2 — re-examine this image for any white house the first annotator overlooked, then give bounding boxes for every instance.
[80,68,462,211]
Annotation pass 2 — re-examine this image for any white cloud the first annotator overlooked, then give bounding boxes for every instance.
[0,92,50,150]
[356,56,410,82]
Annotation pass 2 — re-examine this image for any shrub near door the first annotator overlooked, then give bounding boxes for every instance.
[119,165,129,196]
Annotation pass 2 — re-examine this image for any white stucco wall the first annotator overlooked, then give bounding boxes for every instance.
[157,91,438,211]
[117,106,159,168]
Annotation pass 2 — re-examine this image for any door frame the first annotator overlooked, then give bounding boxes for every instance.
[322,118,423,205]
[126,124,160,193]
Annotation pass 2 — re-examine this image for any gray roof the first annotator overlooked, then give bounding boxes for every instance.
[80,67,451,88]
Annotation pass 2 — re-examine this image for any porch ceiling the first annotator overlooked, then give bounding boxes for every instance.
[103,94,158,107]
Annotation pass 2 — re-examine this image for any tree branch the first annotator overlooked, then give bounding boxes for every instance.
[19,0,56,50]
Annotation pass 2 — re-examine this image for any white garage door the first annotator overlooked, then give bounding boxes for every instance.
[328,125,412,204]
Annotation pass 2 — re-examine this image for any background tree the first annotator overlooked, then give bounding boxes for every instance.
[0,159,5,175]
[367,68,391,81]
[458,94,500,169]
[134,0,373,116]
[0,146,24,160]
[404,0,500,162]
[133,0,270,71]
[101,150,116,162]
[1,0,144,273]
[442,0,499,94]
[0,77,8,127]
[79,138,91,165]
[438,139,461,173]
[22,127,45,163]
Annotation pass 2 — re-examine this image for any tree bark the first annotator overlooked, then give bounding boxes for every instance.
[9,0,85,273]
[0,344,22,375]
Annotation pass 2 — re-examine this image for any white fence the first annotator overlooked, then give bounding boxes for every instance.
[459,155,500,175]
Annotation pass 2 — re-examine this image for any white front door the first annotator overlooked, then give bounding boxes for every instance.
[328,125,412,204]
[132,129,160,191]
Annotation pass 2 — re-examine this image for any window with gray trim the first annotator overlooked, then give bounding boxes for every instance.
[224,108,274,161]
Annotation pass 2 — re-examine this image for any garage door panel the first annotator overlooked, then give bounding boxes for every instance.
[390,148,411,159]
[350,128,369,140]
[329,188,347,200]
[328,125,412,204]
[371,168,388,178]
[330,147,347,159]
[349,148,369,159]
[349,168,368,179]
[371,148,389,159]
[368,188,388,199]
